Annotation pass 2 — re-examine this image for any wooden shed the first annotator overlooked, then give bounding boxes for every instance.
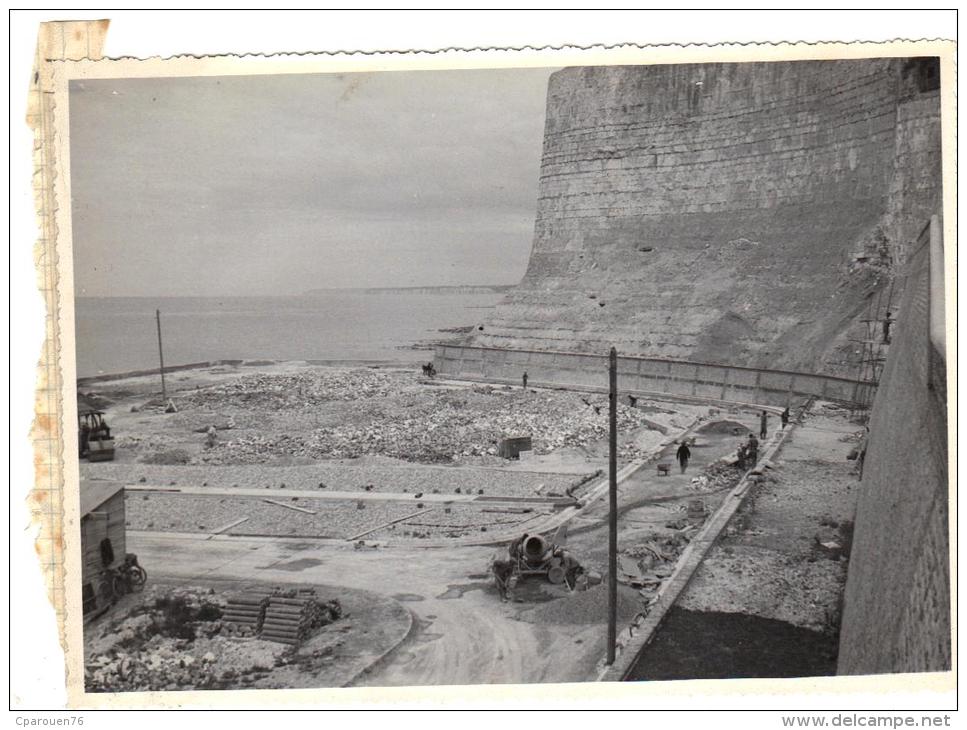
[498,436,533,460]
[79,479,126,616]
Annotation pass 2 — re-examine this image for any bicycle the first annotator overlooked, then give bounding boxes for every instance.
[97,554,148,604]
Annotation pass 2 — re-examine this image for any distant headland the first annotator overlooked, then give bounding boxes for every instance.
[303,284,516,296]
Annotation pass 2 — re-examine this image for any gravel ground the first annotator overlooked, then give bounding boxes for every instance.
[368,503,552,540]
[676,546,845,632]
[676,407,859,633]
[514,583,642,626]
[125,493,425,539]
[82,460,587,499]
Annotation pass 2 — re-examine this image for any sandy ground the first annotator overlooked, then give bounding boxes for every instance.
[116,405,754,687]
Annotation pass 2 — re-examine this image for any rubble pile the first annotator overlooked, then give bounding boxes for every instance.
[191,373,659,465]
[692,461,744,492]
[184,369,395,410]
[85,585,344,692]
[618,531,696,599]
[85,588,233,691]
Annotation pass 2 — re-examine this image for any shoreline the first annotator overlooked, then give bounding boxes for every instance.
[76,356,431,386]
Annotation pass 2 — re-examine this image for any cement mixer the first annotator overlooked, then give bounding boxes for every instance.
[495,532,584,589]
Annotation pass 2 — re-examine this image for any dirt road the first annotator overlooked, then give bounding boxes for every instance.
[129,531,611,686]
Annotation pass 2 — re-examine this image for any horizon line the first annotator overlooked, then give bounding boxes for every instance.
[76,284,519,299]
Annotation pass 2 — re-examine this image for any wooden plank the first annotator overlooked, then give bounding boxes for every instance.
[346,507,436,541]
[261,498,317,515]
[208,516,250,538]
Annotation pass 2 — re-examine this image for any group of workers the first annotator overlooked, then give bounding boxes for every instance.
[737,407,791,469]
[674,406,792,474]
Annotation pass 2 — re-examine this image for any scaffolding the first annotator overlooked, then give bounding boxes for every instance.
[848,279,895,420]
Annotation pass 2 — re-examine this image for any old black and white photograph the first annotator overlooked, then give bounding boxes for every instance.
[11,15,954,713]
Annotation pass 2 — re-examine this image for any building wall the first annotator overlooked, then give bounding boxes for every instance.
[471,59,942,377]
[81,490,126,612]
[838,226,950,674]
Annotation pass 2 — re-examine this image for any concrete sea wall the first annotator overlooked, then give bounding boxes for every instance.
[434,344,872,408]
[472,59,942,377]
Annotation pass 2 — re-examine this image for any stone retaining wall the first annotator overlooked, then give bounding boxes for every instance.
[837,219,950,674]
[435,344,873,407]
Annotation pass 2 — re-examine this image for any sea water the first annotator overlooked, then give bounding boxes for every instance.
[74,291,504,377]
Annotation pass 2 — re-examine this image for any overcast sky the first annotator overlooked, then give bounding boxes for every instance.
[69,68,554,297]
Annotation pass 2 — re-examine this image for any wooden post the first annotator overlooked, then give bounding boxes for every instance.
[607,346,618,665]
[156,309,167,404]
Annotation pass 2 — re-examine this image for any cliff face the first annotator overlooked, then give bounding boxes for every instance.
[473,59,942,376]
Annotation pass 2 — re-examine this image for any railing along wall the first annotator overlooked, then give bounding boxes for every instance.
[433,345,876,408]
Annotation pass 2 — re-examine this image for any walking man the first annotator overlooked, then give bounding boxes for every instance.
[522,371,529,390]
[760,410,768,440]
[780,406,790,429]
[676,441,692,474]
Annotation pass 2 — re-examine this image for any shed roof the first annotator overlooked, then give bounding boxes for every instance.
[80,480,124,516]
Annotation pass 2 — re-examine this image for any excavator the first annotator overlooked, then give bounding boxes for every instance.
[77,394,115,462]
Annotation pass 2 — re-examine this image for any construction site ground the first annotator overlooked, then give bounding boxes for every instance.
[627,402,861,680]
[84,579,410,691]
[80,362,862,687]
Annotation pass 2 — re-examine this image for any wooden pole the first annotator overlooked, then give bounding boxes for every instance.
[156,309,167,404]
[607,346,618,665]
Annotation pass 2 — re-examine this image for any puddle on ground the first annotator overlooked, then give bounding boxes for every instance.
[392,593,425,602]
[265,558,324,572]
[436,581,492,599]
[282,542,321,551]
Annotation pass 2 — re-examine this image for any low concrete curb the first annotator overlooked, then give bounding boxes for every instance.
[596,423,796,681]
[340,601,416,688]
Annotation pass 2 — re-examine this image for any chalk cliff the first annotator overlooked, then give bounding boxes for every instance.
[472,59,942,377]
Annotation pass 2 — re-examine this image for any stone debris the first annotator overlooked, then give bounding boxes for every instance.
[618,531,695,595]
[84,585,343,692]
[124,368,664,466]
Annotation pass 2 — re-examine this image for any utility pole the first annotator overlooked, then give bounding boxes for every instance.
[607,346,618,665]
[156,309,168,404]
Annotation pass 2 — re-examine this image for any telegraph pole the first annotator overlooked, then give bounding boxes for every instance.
[156,309,168,404]
[607,346,618,665]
